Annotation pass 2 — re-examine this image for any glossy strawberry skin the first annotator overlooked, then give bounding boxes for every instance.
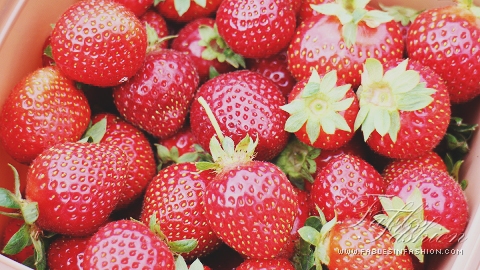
[310,154,386,222]
[112,0,153,16]
[50,0,147,87]
[113,49,199,140]
[385,168,469,250]
[204,161,298,259]
[189,70,289,161]
[92,113,157,208]
[47,235,90,270]
[25,142,128,236]
[140,162,222,260]
[236,258,296,270]
[83,220,175,270]
[216,0,296,58]
[0,66,91,165]
[407,5,480,103]
[157,124,198,157]
[155,0,222,23]
[140,9,170,49]
[288,14,404,88]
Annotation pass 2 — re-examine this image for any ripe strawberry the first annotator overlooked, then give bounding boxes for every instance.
[83,219,175,269]
[113,48,199,140]
[379,3,420,54]
[297,0,333,22]
[189,70,289,161]
[141,9,170,50]
[407,0,480,103]
[281,70,359,150]
[236,258,296,270]
[247,51,297,98]
[0,66,91,164]
[376,167,469,263]
[92,113,157,208]
[50,0,147,87]
[354,58,451,159]
[140,162,222,260]
[171,17,239,82]
[47,235,89,270]
[155,0,222,23]
[288,1,404,87]
[25,142,129,236]
[1,219,34,265]
[310,153,385,222]
[112,0,153,16]
[215,0,297,58]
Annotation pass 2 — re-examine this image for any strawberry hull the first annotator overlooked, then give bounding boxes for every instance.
[0,0,479,269]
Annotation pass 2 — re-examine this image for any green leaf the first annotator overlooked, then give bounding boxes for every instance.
[174,0,190,16]
[310,3,353,25]
[168,239,198,253]
[32,236,47,270]
[319,70,337,93]
[362,10,394,28]
[20,201,39,225]
[342,22,358,47]
[328,84,352,101]
[331,97,354,112]
[302,82,321,98]
[329,112,351,132]
[188,258,205,270]
[43,45,53,60]
[284,110,309,133]
[81,118,107,143]
[306,118,322,143]
[396,94,434,111]
[388,110,401,142]
[195,161,217,171]
[175,255,189,270]
[177,152,200,163]
[280,99,306,114]
[373,107,391,136]
[298,226,321,246]
[0,188,20,209]
[193,0,206,8]
[2,223,31,255]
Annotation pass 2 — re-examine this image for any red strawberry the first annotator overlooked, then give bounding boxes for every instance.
[215,0,297,58]
[50,0,147,87]
[155,0,222,23]
[310,153,385,222]
[236,258,296,270]
[281,70,359,150]
[171,17,239,82]
[407,0,480,103]
[297,0,333,22]
[287,1,404,88]
[141,9,170,50]
[112,0,153,16]
[376,167,469,263]
[113,48,199,140]
[1,219,34,265]
[189,70,289,161]
[25,142,129,236]
[247,51,297,98]
[140,162,222,260]
[354,58,451,159]
[83,219,175,269]
[0,66,91,164]
[92,113,157,208]
[47,235,89,270]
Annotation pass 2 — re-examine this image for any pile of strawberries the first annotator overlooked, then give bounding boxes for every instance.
[0,0,478,269]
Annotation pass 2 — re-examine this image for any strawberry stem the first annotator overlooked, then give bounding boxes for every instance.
[197,96,225,143]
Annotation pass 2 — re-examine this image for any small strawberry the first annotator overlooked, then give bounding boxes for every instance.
[47,235,89,270]
[155,0,222,23]
[236,258,296,270]
[50,0,147,87]
[354,58,451,159]
[189,70,289,161]
[310,153,385,222]
[297,0,333,22]
[215,0,297,58]
[407,0,480,103]
[141,9,170,50]
[112,0,153,16]
[0,66,91,164]
[113,48,199,140]
[83,219,175,269]
[281,70,359,150]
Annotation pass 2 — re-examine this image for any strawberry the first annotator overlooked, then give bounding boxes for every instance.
[287,0,404,88]
[354,58,451,159]
[1,219,34,266]
[247,51,297,98]
[236,258,296,270]
[47,235,89,270]
[141,9,170,50]
[189,70,289,161]
[407,0,480,103]
[155,0,222,23]
[50,0,147,87]
[215,0,297,58]
[171,18,239,82]
[0,66,91,164]
[92,113,157,208]
[281,70,359,150]
[140,162,222,260]
[375,167,469,263]
[113,48,199,140]
[112,0,153,16]
[297,0,333,22]
[309,153,385,222]
[83,219,175,269]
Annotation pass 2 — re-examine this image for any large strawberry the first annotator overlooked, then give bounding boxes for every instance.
[407,0,480,103]
[47,235,89,270]
[287,0,404,88]
[113,48,199,139]
[354,58,451,159]
[155,0,222,23]
[50,0,147,87]
[189,70,289,161]
[215,0,297,58]
[140,162,222,260]
[0,66,91,164]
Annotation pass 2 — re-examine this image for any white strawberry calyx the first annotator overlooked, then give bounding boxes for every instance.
[310,0,393,47]
[378,3,421,26]
[374,188,449,263]
[354,58,436,142]
[457,0,480,18]
[281,70,354,145]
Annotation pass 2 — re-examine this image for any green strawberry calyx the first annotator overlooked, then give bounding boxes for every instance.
[378,3,421,26]
[145,23,177,53]
[154,0,206,17]
[155,143,212,170]
[354,58,436,142]
[374,187,449,263]
[456,0,480,18]
[310,0,393,47]
[281,70,354,145]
